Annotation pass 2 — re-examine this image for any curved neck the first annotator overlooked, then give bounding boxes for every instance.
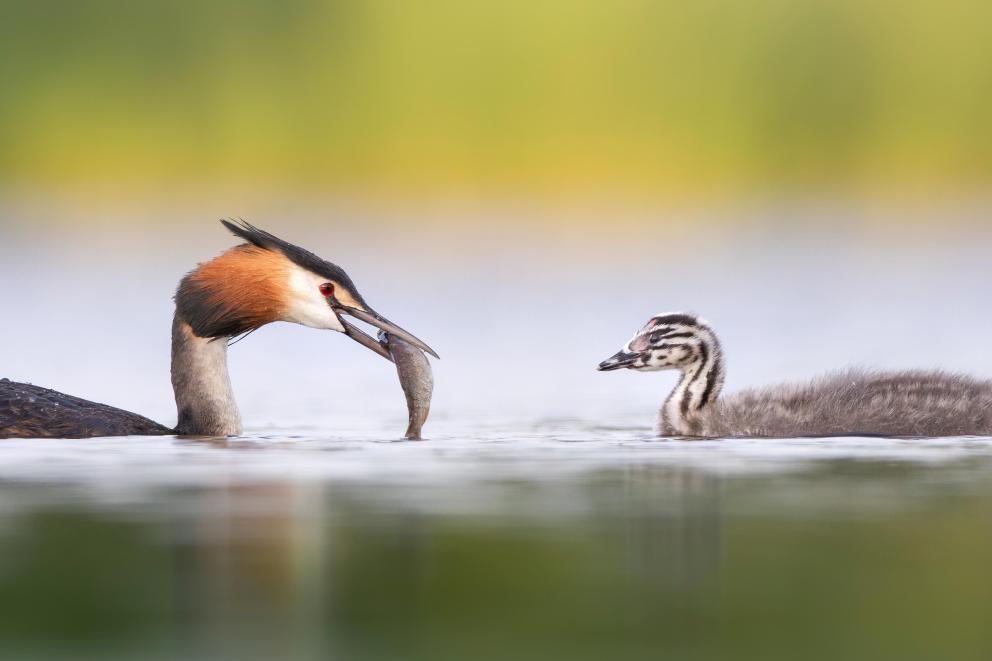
[660,334,724,436]
[171,314,242,436]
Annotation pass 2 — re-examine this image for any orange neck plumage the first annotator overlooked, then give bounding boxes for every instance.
[176,245,291,338]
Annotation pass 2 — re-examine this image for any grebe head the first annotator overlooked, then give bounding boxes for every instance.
[597,313,707,372]
[175,219,438,360]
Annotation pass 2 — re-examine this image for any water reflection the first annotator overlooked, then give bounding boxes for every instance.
[1,443,992,660]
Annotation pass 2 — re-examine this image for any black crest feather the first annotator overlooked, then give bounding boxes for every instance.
[220,219,364,304]
[174,220,369,339]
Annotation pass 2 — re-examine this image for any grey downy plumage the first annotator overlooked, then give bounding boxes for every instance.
[598,313,992,438]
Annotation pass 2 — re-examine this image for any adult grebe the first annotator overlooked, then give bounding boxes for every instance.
[598,312,992,438]
[0,220,438,439]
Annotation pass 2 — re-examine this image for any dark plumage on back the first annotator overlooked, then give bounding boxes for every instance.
[0,379,173,439]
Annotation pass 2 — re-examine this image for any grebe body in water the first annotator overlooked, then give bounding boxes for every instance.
[0,220,437,439]
[598,313,992,438]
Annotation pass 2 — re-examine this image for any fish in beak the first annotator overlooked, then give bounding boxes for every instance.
[334,304,440,362]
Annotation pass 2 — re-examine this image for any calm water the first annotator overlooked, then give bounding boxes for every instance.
[3,209,992,659]
[1,431,992,661]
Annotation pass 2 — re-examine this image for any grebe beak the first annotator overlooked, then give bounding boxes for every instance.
[335,305,440,360]
[340,318,394,361]
[597,350,639,371]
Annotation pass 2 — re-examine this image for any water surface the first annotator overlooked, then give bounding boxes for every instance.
[2,428,992,661]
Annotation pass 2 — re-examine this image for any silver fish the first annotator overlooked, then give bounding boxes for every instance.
[379,331,434,440]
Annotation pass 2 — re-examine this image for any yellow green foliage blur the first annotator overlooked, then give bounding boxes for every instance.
[1,0,990,199]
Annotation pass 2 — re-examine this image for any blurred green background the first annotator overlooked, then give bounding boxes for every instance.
[2,0,991,203]
[2,5,992,660]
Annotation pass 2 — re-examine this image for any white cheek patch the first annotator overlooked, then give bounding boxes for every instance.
[283,265,346,332]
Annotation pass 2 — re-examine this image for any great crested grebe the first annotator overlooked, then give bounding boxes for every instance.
[598,313,992,438]
[0,220,438,439]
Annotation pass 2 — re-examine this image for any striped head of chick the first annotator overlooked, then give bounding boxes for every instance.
[174,220,438,360]
[598,313,714,372]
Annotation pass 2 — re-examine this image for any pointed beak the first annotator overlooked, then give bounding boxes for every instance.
[340,318,394,361]
[597,350,639,371]
[335,305,440,360]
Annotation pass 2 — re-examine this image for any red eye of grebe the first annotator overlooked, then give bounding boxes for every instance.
[319,283,335,297]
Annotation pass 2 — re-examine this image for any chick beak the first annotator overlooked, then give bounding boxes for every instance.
[597,350,639,371]
[335,305,440,360]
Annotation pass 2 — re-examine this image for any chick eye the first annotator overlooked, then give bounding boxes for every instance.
[319,283,335,297]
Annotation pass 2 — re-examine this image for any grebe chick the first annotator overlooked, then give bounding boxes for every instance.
[1,220,438,439]
[598,313,992,438]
